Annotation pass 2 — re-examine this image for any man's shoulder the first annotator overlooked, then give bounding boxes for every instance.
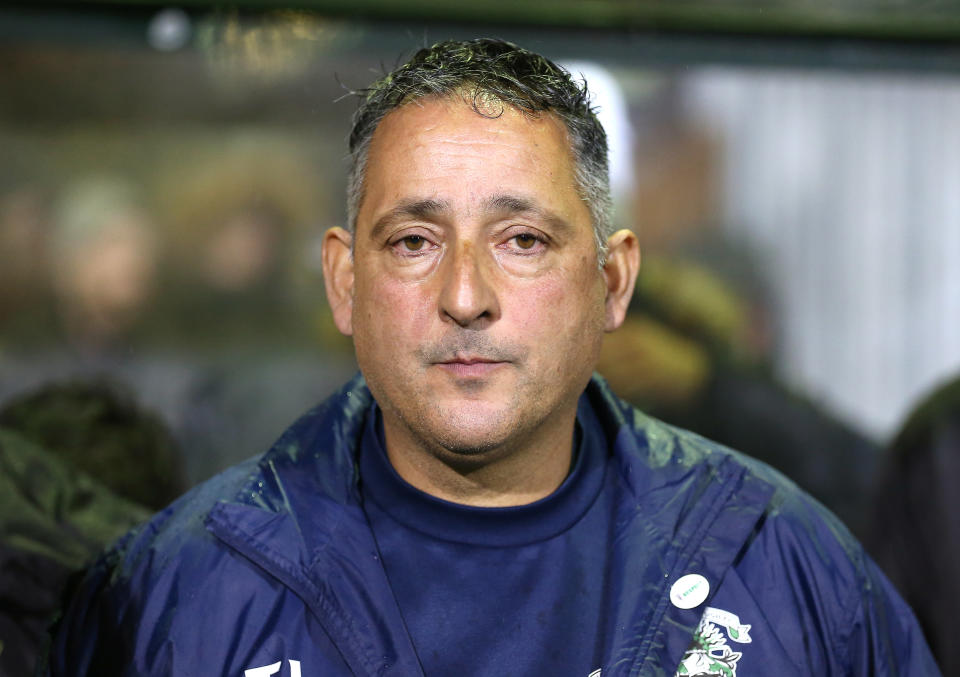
[122,455,261,565]
[46,377,376,673]
[595,378,924,656]
[593,376,793,494]
[593,375,863,561]
[114,375,375,571]
[645,412,864,565]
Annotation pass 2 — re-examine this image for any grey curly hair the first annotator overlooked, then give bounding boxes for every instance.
[346,38,613,264]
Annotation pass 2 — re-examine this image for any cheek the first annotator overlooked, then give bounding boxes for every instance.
[511,272,605,346]
[354,275,430,345]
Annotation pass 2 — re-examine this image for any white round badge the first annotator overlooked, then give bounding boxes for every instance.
[670,573,710,609]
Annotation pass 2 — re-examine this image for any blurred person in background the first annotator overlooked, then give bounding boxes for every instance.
[147,142,352,483]
[44,38,936,676]
[0,378,185,676]
[49,178,159,352]
[605,93,880,538]
[598,253,880,538]
[0,380,186,510]
[868,374,960,674]
[155,139,326,350]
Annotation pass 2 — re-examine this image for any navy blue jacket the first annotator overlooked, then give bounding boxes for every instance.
[46,375,939,676]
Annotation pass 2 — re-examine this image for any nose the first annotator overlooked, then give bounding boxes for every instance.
[438,241,500,328]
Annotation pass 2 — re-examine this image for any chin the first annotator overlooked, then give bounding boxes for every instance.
[419,404,519,457]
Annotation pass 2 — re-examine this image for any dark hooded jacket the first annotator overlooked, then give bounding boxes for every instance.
[0,429,148,677]
[45,375,938,676]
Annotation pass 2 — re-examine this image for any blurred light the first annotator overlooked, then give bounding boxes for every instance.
[561,62,635,220]
[197,11,333,82]
[148,8,192,52]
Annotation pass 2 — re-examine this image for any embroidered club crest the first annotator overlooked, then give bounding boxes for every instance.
[674,607,752,677]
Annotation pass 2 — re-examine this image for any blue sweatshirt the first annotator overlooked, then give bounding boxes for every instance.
[360,405,617,676]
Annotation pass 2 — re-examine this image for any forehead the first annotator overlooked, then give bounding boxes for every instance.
[368,95,574,169]
[358,96,588,227]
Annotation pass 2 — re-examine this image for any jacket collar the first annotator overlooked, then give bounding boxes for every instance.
[207,374,424,676]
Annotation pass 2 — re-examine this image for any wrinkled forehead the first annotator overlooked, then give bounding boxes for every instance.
[357,98,586,228]
[362,94,577,191]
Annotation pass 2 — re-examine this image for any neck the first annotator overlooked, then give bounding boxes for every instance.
[381,410,577,507]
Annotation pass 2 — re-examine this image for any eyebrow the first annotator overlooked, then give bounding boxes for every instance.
[367,193,573,240]
[482,194,573,237]
[369,198,451,241]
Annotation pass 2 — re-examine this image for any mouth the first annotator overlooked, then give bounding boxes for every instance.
[435,354,509,378]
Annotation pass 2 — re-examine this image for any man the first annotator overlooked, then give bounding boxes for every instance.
[47,39,936,676]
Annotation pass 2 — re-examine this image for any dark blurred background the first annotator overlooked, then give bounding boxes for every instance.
[1,0,958,488]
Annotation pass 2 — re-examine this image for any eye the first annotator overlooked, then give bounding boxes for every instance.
[389,232,438,258]
[514,233,538,250]
[501,230,546,254]
[401,235,427,251]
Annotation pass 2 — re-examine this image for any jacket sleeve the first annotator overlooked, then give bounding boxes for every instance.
[40,540,142,677]
[729,478,941,676]
[843,554,941,676]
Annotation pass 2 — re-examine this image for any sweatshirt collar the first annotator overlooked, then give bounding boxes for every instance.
[358,398,609,547]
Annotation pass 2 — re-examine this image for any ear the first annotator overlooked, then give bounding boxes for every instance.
[322,227,355,336]
[602,228,640,332]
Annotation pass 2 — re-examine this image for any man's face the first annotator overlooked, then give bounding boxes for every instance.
[339,97,611,459]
